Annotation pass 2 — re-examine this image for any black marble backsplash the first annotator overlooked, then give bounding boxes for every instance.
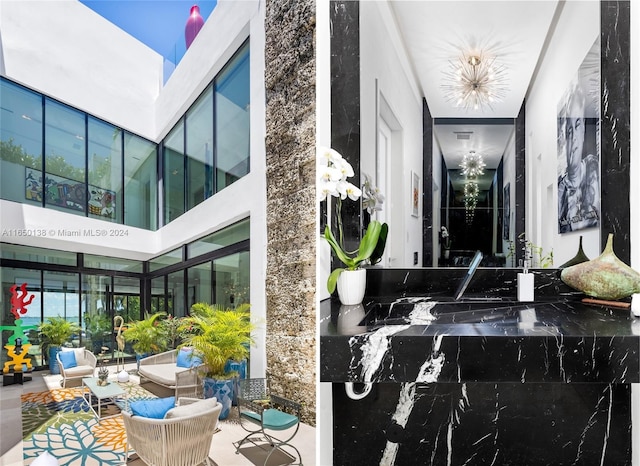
[364,267,578,299]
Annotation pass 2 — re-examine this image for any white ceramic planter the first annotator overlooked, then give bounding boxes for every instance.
[337,268,367,305]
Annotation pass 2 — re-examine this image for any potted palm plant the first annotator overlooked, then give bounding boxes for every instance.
[179,302,255,419]
[123,311,168,367]
[38,316,81,374]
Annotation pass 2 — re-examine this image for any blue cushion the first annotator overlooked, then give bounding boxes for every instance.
[130,396,176,418]
[176,348,202,368]
[58,350,77,369]
[243,408,299,430]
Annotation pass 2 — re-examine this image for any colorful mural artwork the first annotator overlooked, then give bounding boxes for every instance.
[2,283,38,377]
[24,168,116,219]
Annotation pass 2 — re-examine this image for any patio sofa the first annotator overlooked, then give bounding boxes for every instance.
[138,348,202,398]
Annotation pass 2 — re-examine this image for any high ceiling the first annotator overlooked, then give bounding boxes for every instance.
[389,1,560,119]
[388,0,560,176]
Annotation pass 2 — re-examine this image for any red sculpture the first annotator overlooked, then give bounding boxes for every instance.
[10,283,35,320]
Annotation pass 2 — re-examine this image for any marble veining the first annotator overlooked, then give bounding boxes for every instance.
[349,324,410,383]
[380,334,447,466]
[332,382,630,465]
[325,266,636,464]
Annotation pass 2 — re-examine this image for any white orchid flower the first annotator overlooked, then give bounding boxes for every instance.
[337,181,361,201]
[317,146,344,167]
[318,165,342,183]
[361,172,385,214]
[336,158,355,180]
[318,180,339,201]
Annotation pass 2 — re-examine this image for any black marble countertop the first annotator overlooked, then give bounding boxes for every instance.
[320,268,640,384]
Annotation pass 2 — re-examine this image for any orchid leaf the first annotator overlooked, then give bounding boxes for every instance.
[369,223,388,265]
[327,268,345,293]
[324,226,356,269]
[352,221,382,263]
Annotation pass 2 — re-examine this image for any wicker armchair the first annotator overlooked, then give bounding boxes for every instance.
[122,397,222,466]
[236,378,303,465]
[56,348,97,388]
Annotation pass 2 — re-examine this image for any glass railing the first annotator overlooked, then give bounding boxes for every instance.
[162,2,217,84]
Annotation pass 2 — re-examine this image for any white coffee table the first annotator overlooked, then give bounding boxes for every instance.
[82,377,127,420]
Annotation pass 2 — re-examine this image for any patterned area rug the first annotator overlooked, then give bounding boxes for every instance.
[22,381,157,465]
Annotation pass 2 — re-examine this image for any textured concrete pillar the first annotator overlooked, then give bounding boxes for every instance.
[264,0,316,425]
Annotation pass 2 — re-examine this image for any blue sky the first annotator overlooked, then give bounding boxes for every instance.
[80,1,218,58]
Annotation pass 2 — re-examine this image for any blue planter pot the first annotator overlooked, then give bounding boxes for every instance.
[48,346,61,374]
[224,359,247,405]
[202,377,235,419]
[135,352,150,370]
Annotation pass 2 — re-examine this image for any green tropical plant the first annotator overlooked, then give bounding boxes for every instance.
[38,316,81,355]
[160,314,185,349]
[179,303,254,378]
[123,311,168,355]
[83,312,113,354]
[39,316,81,345]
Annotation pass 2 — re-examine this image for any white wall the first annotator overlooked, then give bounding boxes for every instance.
[525,1,600,265]
[0,0,161,139]
[360,1,424,268]
[0,0,268,378]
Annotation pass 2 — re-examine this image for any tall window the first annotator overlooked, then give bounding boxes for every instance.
[124,133,157,230]
[215,43,250,191]
[43,271,79,327]
[167,270,186,317]
[0,80,43,205]
[162,42,250,222]
[113,276,141,329]
[188,262,213,307]
[88,118,122,223]
[44,99,86,215]
[150,276,167,313]
[186,87,214,210]
[81,274,111,354]
[213,250,250,308]
[164,122,185,223]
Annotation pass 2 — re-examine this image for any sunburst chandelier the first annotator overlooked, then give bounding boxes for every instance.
[459,151,486,177]
[442,52,508,111]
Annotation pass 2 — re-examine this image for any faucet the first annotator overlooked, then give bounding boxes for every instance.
[454,250,483,300]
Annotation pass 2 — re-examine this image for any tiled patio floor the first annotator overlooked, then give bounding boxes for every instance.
[0,364,315,466]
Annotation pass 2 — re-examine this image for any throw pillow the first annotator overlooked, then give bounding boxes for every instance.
[58,350,77,369]
[164,397,218,419]
[130,396,176,419]
[61,347,85,364]
[176,348,202,368]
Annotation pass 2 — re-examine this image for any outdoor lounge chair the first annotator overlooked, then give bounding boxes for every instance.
[138,349,203,399]
[56,347,97,388]
[123,396,222,466]
[235,377,303,465]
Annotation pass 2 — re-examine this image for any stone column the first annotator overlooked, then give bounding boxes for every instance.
[264,0,316,425]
